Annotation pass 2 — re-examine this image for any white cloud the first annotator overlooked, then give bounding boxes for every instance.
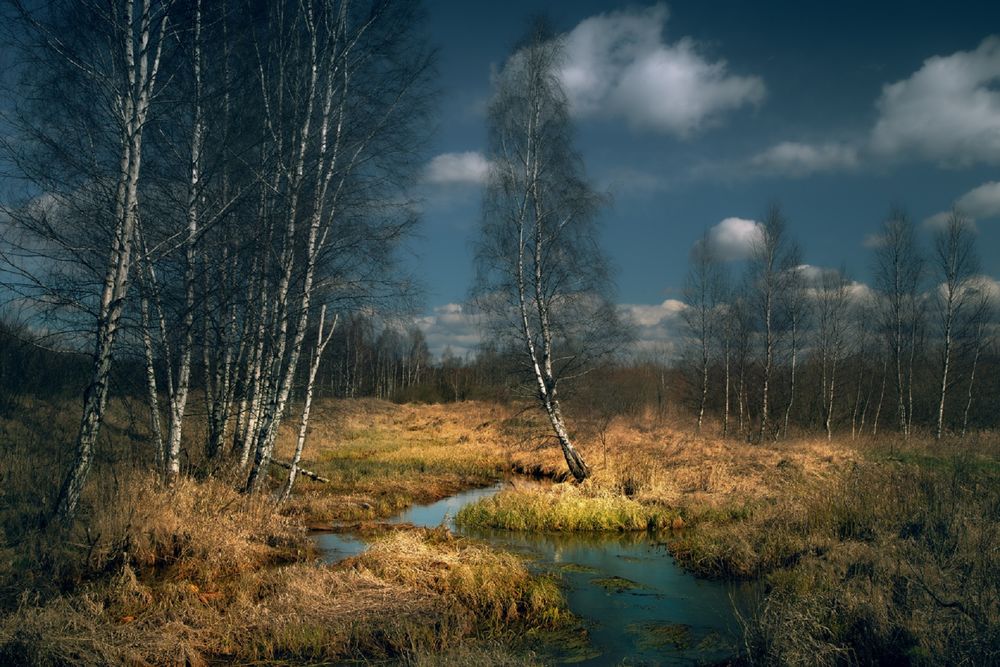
[625,298,686,327]
[413,303,482,359]
[749,141,859,176]
[846,281,875,303]
[704,217,762,261]
[560,3,765,135]
[862,232,887,249]
[956,181,1000,219]
[620,299,687,356]
[871,36,1000,165]
[922,180,1000,231]
[794,263,841,284]
[424,151,490,185]
[968,275,1000,303]
[922,211,954,231]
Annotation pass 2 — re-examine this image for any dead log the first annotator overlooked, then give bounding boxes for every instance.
[268,459,330,483]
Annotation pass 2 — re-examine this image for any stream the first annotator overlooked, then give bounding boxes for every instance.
[312,484,752,665]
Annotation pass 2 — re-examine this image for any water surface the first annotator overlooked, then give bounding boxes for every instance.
[312,483,750,665]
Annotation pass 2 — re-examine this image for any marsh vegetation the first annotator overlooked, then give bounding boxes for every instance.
[0,1,998,665]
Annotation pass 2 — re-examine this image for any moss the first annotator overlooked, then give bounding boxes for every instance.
[558,563,599,574]
[590,576,647,593]
[627,622,692,651]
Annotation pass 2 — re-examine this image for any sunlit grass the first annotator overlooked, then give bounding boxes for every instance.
[274,399,512,525]
[456,485,677,532]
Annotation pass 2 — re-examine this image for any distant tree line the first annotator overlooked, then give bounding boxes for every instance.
[678,206,998,441]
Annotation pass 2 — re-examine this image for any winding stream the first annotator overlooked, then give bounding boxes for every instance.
[313,484,752,665]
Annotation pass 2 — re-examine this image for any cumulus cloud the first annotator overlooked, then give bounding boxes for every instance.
[625,298,686,327]
[413,303,482,359]
[559,3,765,135]
[620,299,687,356]
[794,263,841,285]
[922,211,955,231]
[792,264,874,303]
[749,141,859,176]
[956,181,1000,219]
[703,217,762,261]
[424,151,490,185]
[871,36,1000,165]
[967,275,1000,302]
[846,281,875,303]
[923,180,1000,230]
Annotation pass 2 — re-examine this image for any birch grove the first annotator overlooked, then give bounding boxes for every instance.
[2,0,432,517]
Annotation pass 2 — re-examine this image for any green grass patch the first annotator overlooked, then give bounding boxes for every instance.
[455,487,677,532]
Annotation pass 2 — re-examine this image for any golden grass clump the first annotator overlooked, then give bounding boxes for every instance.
[351,528,565,627]
[455,484,677,532]
[77,472,308,585]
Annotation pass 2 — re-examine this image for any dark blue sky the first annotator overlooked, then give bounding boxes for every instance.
[410,1,1000,355]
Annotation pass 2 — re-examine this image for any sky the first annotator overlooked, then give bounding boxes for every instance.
[408,0,1000,357]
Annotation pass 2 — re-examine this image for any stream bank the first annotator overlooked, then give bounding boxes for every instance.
[312,483,753,665]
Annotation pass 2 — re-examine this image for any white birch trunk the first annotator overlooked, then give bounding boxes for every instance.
[281,309,337,502]
[55,0,168,520]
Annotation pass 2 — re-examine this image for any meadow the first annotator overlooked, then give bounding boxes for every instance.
[1,396,997,665]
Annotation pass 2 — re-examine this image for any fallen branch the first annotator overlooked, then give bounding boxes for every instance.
[268,459,330,483]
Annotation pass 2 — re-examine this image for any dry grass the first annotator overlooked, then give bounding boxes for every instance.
[273,399,517,526]
[0,398,571,666]
[456,410,854,536]
[1,510,566,666]
[733,454,1000,665]
[4,396,996,665]
[352,529,565,627]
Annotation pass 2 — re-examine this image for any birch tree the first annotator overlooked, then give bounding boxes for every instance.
[241,0,432,493]
[3,0,174,519]
[959,281,994,437]
[683,232,724,433]
[747,205,795,442]
[873,209,924,440]
[473,22,626,482]
[931,211,978,439]
[779,252,807,438]
[815,268,850,440]
[281,306,337,501]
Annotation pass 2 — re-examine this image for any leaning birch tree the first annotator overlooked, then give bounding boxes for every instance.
[473,22,626,482]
